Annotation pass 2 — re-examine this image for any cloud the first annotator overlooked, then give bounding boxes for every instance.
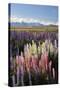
[10,16,58,25]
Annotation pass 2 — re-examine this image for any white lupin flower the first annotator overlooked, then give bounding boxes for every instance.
[31,40,37,55]
[45,39,48,45]
[47,44,50,53]
[38,46,41,54]
[45,39,49,51]
[38,41,41,55]
[29,43,32,55]
[50,43,54,54]
[54,39,57,48]
[24,44,28,58]
[52,68,55,79]
[41,42,46,54]
[54,47,58,57]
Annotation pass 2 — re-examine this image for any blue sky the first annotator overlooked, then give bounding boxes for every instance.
[9,3,58,25]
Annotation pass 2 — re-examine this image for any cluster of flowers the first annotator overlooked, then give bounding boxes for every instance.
[10,39,58,86]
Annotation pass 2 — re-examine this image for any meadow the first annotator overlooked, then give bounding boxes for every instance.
[9,25,58,86]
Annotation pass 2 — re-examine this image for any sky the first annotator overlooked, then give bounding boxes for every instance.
[9,3,58,25]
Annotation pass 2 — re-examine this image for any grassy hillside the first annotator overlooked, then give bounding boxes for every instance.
[9,25,58,32]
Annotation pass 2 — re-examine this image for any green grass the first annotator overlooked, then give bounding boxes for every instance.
[10,25,58,32]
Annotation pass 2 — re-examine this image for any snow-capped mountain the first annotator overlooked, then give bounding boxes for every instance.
[9,22,44,27]
[9,17,58,27]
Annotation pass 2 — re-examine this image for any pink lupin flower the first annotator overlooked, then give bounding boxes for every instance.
[49,60,52,72]
[19,52,24,86]
[31,55,37,73]
[16,55,20,85]
[16,55,19,66]
[44,52,48,71]
[39,60,42,72]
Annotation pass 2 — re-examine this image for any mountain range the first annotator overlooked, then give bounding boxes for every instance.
[9,21,44,27]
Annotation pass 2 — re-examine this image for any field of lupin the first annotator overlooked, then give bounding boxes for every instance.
[9,27,58,86]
